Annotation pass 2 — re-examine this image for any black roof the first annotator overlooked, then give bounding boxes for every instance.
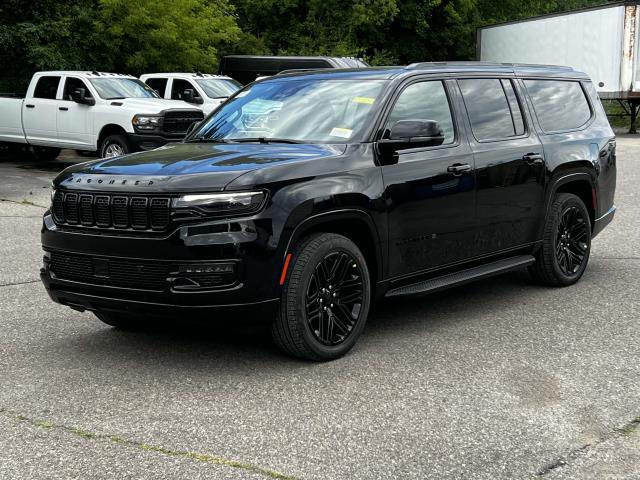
[266,62,589,82]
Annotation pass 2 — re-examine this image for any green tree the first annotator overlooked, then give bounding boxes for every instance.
[96,0,241,74]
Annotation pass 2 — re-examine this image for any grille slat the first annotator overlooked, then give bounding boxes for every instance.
[162,110,204,134]
[52,192,171,232]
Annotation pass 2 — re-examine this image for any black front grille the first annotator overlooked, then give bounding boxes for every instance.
[52,191,171,232]
[162,110,204,134]
[50,252,171,291]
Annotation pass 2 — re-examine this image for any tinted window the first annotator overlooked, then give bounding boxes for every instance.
[145,78,168,96]
[386,81,455,144]
[459,78,524,141]
[171,79,201,100]
[63,77,92,101]
[525,80,591,132]
[33,76,60,99]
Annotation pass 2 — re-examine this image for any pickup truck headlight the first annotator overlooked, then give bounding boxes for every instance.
[132,114,162,130]
[173,191,266,215]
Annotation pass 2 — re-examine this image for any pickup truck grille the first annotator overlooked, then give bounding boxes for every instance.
[52,191,171,231]
[162,110,204,134]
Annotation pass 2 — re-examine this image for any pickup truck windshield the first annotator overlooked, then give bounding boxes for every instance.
[196,79,242,99]
[194,79,387,143]
[90,78,159,100]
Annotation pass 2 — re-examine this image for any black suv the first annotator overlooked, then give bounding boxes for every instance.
[41,63,616,361]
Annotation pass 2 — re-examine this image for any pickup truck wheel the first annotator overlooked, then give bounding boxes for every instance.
[271,233,371,361]
[100,135,130,158]
[32,146,60,161]
[94,311,144,330]
[529,193,592,287]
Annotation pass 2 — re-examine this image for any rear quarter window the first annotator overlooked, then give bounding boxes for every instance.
[524,80,592,133]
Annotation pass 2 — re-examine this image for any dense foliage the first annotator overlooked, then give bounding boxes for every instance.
[0,0,613,92]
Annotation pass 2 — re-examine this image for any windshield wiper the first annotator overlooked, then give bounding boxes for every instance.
[184,138,230,144]
[226,137,303,144]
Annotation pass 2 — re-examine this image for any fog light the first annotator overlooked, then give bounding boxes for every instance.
[178,263,235,275]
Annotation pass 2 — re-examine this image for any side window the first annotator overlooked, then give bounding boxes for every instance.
[145,78,168,96]
[33,76,61,99]
[63,77,92,101]
[171,79,201,100]
[524,80,591,132]
[459,78,525,141]
[385,80,455,145]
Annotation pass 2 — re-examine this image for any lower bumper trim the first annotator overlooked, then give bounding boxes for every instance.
[593,205,616,238]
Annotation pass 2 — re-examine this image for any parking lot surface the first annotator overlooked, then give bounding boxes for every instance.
[0,140,638,479]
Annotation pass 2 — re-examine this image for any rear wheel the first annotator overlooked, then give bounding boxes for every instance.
[271,233,371,361]
[32,146,60,161]
[100,134,130,158]
[529,193,591,286]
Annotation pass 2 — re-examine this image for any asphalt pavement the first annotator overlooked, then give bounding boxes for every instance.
[0,140,638,479]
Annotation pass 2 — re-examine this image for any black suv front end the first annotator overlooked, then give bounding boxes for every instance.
[129,109,205,151]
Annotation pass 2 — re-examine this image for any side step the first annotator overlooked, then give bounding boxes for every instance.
[385,255,535,298]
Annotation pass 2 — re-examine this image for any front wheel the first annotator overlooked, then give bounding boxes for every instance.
[271,233,371,361]
[100,134,130,159]
[529,193,592,287]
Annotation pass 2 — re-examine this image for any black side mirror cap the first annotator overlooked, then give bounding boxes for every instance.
[183,89,203,104]
[377,119,445,163]
[71,88,95,106]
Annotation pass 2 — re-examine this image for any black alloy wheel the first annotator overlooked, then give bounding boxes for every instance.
[305,251,365,346]
[555,204,589,276]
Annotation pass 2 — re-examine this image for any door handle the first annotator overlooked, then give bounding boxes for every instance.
[59,106,68,111]
[25,104,35,109]
[523,153,544,165]
[447,163,472,175]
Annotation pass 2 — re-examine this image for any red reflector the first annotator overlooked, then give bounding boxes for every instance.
[279,253,293,286]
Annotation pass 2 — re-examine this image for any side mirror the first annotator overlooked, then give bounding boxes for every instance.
[182,89,203,104]
[71,88,95,106]
[377,119,445,162]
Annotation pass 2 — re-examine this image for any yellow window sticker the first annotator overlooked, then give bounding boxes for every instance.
[352,96,375,105]
[330,127,353,139]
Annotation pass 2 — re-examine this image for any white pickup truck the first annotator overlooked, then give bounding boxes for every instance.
[140,73,241,115]
[0,71,204,160]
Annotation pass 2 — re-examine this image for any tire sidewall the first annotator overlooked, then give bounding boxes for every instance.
[100,135,130,158]
[550,195,592,285]
[287,236,371,359]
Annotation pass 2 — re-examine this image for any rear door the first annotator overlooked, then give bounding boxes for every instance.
[457,77,546,255]
[22,75,62,146]
[57,76,95,149]
[382,79,477,278]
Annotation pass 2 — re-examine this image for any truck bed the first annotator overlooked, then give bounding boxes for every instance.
[0,97,27,144]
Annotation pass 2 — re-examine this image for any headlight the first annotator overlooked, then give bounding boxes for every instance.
[173,191,266,215]
[132,114,162,130]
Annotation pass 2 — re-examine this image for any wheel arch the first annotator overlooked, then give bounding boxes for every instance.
[282,209,385,286]
[545,170,596,230]
[97,124,128,151]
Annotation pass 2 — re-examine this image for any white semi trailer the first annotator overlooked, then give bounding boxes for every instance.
[477,1,640,131]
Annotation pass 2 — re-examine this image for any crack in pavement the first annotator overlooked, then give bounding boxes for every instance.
[0,407,297,480]
[0,198,47,209]
[534,416,640,477]
[0,280,40,288]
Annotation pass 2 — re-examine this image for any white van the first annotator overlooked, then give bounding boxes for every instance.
[140,73,242,115]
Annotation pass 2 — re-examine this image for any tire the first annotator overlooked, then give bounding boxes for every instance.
[529,193,592,287]
[94,311,143,330]
[100,134,130,159]
[271,233,371,361]
[32,146,61,161]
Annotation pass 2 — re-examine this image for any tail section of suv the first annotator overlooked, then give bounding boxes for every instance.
[40,63,616,360]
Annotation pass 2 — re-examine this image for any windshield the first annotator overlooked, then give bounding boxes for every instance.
[196,78,242,99]
[90,78,159,100]
[193,79,387,143]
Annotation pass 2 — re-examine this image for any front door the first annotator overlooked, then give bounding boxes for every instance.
[457,78,546,255]
[382,79,476,278]
[57,76,95,149]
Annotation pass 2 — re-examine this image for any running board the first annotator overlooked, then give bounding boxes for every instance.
[385,255,535,298]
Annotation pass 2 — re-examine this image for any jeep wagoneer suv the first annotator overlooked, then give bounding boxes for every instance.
[41,63,616,361]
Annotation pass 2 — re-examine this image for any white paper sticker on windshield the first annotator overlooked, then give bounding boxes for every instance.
[330,127,353,139]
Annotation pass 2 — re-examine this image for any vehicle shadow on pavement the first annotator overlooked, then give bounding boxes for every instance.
[59,269,537,370]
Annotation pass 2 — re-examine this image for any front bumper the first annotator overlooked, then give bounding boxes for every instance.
[127,133,186,151]
[40,212,282,319]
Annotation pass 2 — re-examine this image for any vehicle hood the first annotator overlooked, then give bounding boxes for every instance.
[110,97,196,113]
[54,142,347,192]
